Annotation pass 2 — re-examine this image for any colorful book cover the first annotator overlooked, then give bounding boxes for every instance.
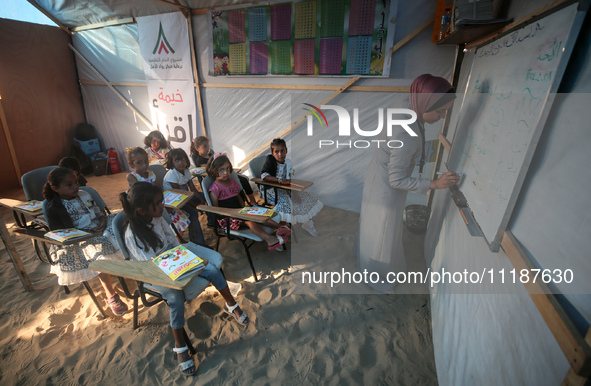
[163,191,189,207]
[238,206,275,217]
[45,228,92,243]
[152,245,204,281]
[15,200,43,212]
[149,158,167,166]
[190,167,205,177]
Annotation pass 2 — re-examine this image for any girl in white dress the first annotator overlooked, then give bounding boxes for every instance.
[43,167,128,316]
[260,138,323,236]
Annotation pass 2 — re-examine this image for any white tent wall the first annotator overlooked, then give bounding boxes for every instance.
[69,0,456,212]
[425,0,591,384]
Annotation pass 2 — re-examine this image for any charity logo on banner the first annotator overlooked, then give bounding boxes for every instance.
[137,12,198,149]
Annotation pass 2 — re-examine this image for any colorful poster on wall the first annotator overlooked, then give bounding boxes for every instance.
[137,12,198,149]
[208,0,396,77]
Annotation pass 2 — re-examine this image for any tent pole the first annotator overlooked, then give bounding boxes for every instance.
[68,44,156,132]
[185,10,208,140]
[235,77,360,172]
[0,94,22,185]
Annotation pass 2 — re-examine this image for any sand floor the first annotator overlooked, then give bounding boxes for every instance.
[0,172,437,385]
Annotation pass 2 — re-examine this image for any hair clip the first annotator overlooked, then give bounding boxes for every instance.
[213,152,227,160]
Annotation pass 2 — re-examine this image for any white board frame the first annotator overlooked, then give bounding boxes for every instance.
[448,1,588,252]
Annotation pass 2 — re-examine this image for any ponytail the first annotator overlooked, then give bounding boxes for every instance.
[44,167,77,230]
[120,183,164,252]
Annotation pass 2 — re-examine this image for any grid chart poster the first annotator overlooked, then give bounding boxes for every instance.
[208,0,396,76]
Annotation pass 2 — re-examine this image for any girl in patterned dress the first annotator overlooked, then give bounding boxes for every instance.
[126,147,190,235]
[144,130,171,164]
[260,138,323,237]
[43,168,128,316]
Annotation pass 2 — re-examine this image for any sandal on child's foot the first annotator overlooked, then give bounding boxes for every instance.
[268,235,287,250]
[276,226,292,237]
[173,346,196,376]
[107,293,128,316]
[224,302,250,326]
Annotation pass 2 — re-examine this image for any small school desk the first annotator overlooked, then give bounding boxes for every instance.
[89,258,208,291]
[0,198,43,229]
[163,189,195,209]
[195,205,269,223]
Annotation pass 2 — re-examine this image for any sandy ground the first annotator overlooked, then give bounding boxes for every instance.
[0,172,437,385]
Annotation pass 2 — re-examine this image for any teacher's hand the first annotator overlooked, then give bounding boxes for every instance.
[430,171,460,190]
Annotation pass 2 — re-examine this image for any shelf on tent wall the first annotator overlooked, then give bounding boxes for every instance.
[435,18,512,45]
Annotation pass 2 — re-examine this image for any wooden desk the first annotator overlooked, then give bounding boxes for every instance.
[163,189,194,209]
[196,205,268,223]
[0,212,34,291]
[89,258,208,290]
[12,228,101,246]
[0,198,43,228]
[251,178,313,192]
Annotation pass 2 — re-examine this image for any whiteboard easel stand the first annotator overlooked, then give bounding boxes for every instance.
[501,231,591,379]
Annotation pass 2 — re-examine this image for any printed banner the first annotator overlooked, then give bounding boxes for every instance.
[138,12,198,150]
[137,12,193,80]
[147,80,198,148]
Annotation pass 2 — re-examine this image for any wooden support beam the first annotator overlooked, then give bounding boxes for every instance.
[0,95,22,185]
[153,0,190,11]
[562,367,589,386]
[466,0,575,49]
[236,77,360,171]
[390,16,434,56]
[202,83,410,92]
[69,44,156,132]
[72,18,135,32]
[502,231,591,377]
[0,214,34,292]
[186,9,208,140]
[438,133,451,152]
[25,0,72,35]
[80,81,147,87]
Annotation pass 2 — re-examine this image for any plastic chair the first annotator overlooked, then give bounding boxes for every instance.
[19,165,57,264]
[201,172,279,282]
[21,165,59,202]
[111,211,221,338]
[148,164,168,188]
[248,155,274,207]
[40,189,112,319]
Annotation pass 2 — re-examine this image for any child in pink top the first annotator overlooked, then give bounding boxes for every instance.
[207,154,290,250]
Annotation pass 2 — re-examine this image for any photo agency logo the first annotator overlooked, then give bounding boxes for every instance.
[303,104,419,149]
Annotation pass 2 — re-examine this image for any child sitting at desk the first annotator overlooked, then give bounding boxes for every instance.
[127,146,191,236]
[144,130,171,163]
[206,153,290,250]
[191,136,257,206]
[43,167,128,316]
[120,182,249,376]
[163,149,206,246]
[261,138,323,237]
[59,156,87,186]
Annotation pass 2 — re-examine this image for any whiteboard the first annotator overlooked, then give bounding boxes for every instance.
[450,3,584,251]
